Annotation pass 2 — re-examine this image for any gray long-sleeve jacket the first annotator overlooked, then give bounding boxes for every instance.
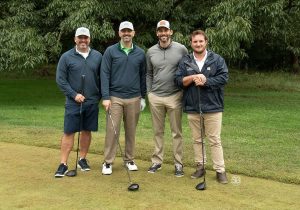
[56,47,102,105]
[146,41,188,97]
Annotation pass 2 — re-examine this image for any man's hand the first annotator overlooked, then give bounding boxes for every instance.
[75,94,85,103]
[193,74,206,86]
[102,100,111,111]
[140,98,146,111]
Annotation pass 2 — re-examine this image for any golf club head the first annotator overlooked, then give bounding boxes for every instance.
[128,183,139,191]
[65,170,77,177]
[195,181,206,190]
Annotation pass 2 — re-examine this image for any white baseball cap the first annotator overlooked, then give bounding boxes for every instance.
[119,21,134,31]
[75,27,90,37]
[157,20,170,29]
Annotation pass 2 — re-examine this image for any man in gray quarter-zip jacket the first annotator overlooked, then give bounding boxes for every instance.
[101,21,146,175]
[146,20,188,177]
[55,27,102,178]
[175,30,229,184]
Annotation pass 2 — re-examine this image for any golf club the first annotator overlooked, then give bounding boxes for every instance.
[195,87,206,190]
[107,109,139,191]
[66,75,85,177]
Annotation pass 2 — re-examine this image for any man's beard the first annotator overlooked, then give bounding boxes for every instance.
[159,35,170,42]
[194,48,205,54]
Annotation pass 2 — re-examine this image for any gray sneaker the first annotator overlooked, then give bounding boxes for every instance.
[148,163,162,173]
[174,164,184,177]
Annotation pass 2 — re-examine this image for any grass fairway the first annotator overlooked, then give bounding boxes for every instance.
[0,70,300,209]
[0,73,300,184]
[1,142,300,210]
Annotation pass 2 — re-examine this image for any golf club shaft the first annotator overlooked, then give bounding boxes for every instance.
[75,102,83,171]
[200,113,206,182]
[198,87,206,182]
[108,110,133,184]
[74,75,85,171]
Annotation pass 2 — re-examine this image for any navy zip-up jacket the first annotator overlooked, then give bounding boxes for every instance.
[101,42,146,100]
[175,51,229,113]
[56,47,102,105]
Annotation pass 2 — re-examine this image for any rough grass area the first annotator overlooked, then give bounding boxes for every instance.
[1,142,300,210]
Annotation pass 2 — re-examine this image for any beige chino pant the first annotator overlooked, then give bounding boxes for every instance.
[187,112,225,173]
[148,91,183,165]
[104,96,140,164]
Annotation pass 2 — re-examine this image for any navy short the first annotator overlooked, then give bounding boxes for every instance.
[64,103,99,134]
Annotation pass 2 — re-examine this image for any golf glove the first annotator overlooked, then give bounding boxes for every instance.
[140,98,146,111]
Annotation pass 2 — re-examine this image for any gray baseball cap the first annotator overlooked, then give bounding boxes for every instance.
[119,21,134,31]
[75,27,90,37]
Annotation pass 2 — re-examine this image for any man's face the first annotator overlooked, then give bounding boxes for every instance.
[119,28,135,43]
[191,34,208,54]
[156,27,173,43]
[74,35,90,52]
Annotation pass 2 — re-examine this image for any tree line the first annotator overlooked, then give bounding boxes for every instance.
[0,0,299,74]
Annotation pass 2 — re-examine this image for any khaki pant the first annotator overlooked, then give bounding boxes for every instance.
[148,91,183,165]
[104,96,140,164]
[187,112,225,173]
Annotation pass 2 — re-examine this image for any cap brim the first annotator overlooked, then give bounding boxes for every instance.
[76,34,90,37]
[119,28,133,31]
[157,26,170,30]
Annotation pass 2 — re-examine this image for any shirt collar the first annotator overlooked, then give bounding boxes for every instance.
[75,47,91,54]
[120,42,133,50]
[158,40,172,50]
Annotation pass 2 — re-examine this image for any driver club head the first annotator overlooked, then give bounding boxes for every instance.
[128,183,139,191]
[195,181,206,190]
[65,170,77,177]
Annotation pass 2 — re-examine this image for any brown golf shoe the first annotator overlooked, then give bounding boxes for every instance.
[191,168,206,179]
[216,172,228,184]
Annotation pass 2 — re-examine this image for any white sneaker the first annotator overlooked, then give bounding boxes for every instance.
[102,163,112,175]
[126,161,138,171]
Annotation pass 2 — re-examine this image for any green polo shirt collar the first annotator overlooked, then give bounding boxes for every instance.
[120,42,133,55]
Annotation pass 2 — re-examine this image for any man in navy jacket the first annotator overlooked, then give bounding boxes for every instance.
[175,30,229,184]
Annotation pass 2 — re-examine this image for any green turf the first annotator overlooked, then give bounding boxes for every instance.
[1,142,299,210]
[0,70,300,185]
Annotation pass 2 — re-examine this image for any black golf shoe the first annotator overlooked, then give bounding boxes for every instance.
[54,163,68,178]
[78,158,91,171]
[174,164,184,177]
[216,172,228,184]
[148,163,162,173]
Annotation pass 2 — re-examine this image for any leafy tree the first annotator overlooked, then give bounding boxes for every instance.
[205,0,300,72]
[0,1,49,73]
[0,0,298,73]
[284,0,300,73]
